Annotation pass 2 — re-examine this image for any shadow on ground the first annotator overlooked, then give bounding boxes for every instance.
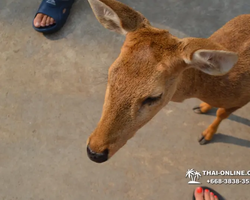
[210,133,250,148]
[204,108,250,127]
[198,108,250,148]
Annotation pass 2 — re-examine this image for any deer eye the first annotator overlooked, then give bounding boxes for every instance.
[142,94,162,106]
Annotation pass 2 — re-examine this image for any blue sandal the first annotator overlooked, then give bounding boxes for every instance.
[33,0,75,33]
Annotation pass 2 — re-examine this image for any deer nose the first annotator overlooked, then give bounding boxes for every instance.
[87,145,109,163]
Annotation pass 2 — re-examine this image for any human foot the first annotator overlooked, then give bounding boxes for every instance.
[34,13,55,27]
[33,0,75,33]
[193,187,225,200]
[194,187,218,200]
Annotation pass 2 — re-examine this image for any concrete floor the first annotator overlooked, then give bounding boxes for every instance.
[1,0,250,199]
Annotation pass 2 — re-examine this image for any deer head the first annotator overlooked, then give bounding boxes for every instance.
[86,0,238,163]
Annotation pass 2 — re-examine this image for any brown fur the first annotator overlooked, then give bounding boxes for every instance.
[87,0,250,160]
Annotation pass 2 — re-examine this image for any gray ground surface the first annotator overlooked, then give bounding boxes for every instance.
[0,0,250,199]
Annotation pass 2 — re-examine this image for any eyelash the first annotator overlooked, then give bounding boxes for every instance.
[142,94,162,106]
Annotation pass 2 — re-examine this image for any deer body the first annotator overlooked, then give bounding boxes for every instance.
[86,0,250,163]
[172,15,250,108]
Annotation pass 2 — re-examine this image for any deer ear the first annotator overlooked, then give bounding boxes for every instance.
[88,0,147,35]
[184,49,238,76]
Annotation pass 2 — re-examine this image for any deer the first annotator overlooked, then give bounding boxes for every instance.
[86,0,250,163]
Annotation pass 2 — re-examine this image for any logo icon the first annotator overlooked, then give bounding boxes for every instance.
[46,0,56,5]
[186,169,202,184]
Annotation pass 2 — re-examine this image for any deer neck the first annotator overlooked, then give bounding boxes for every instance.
[171,68,205,103]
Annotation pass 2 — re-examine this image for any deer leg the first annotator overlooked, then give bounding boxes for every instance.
[193,102,213,114]
[198,107,239,145]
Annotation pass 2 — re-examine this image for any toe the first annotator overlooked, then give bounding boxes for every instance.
[46,17,51,26]
[40,15,47,27]
[210,192,215,200]
[214,195,218,200]
[34,13,43,27]
[50,17,54,25]
[194,187,204,200]
[204,189,211,200]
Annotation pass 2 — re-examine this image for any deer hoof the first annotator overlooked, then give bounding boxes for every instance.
[193,106,203,114]
[198,135,210,145]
